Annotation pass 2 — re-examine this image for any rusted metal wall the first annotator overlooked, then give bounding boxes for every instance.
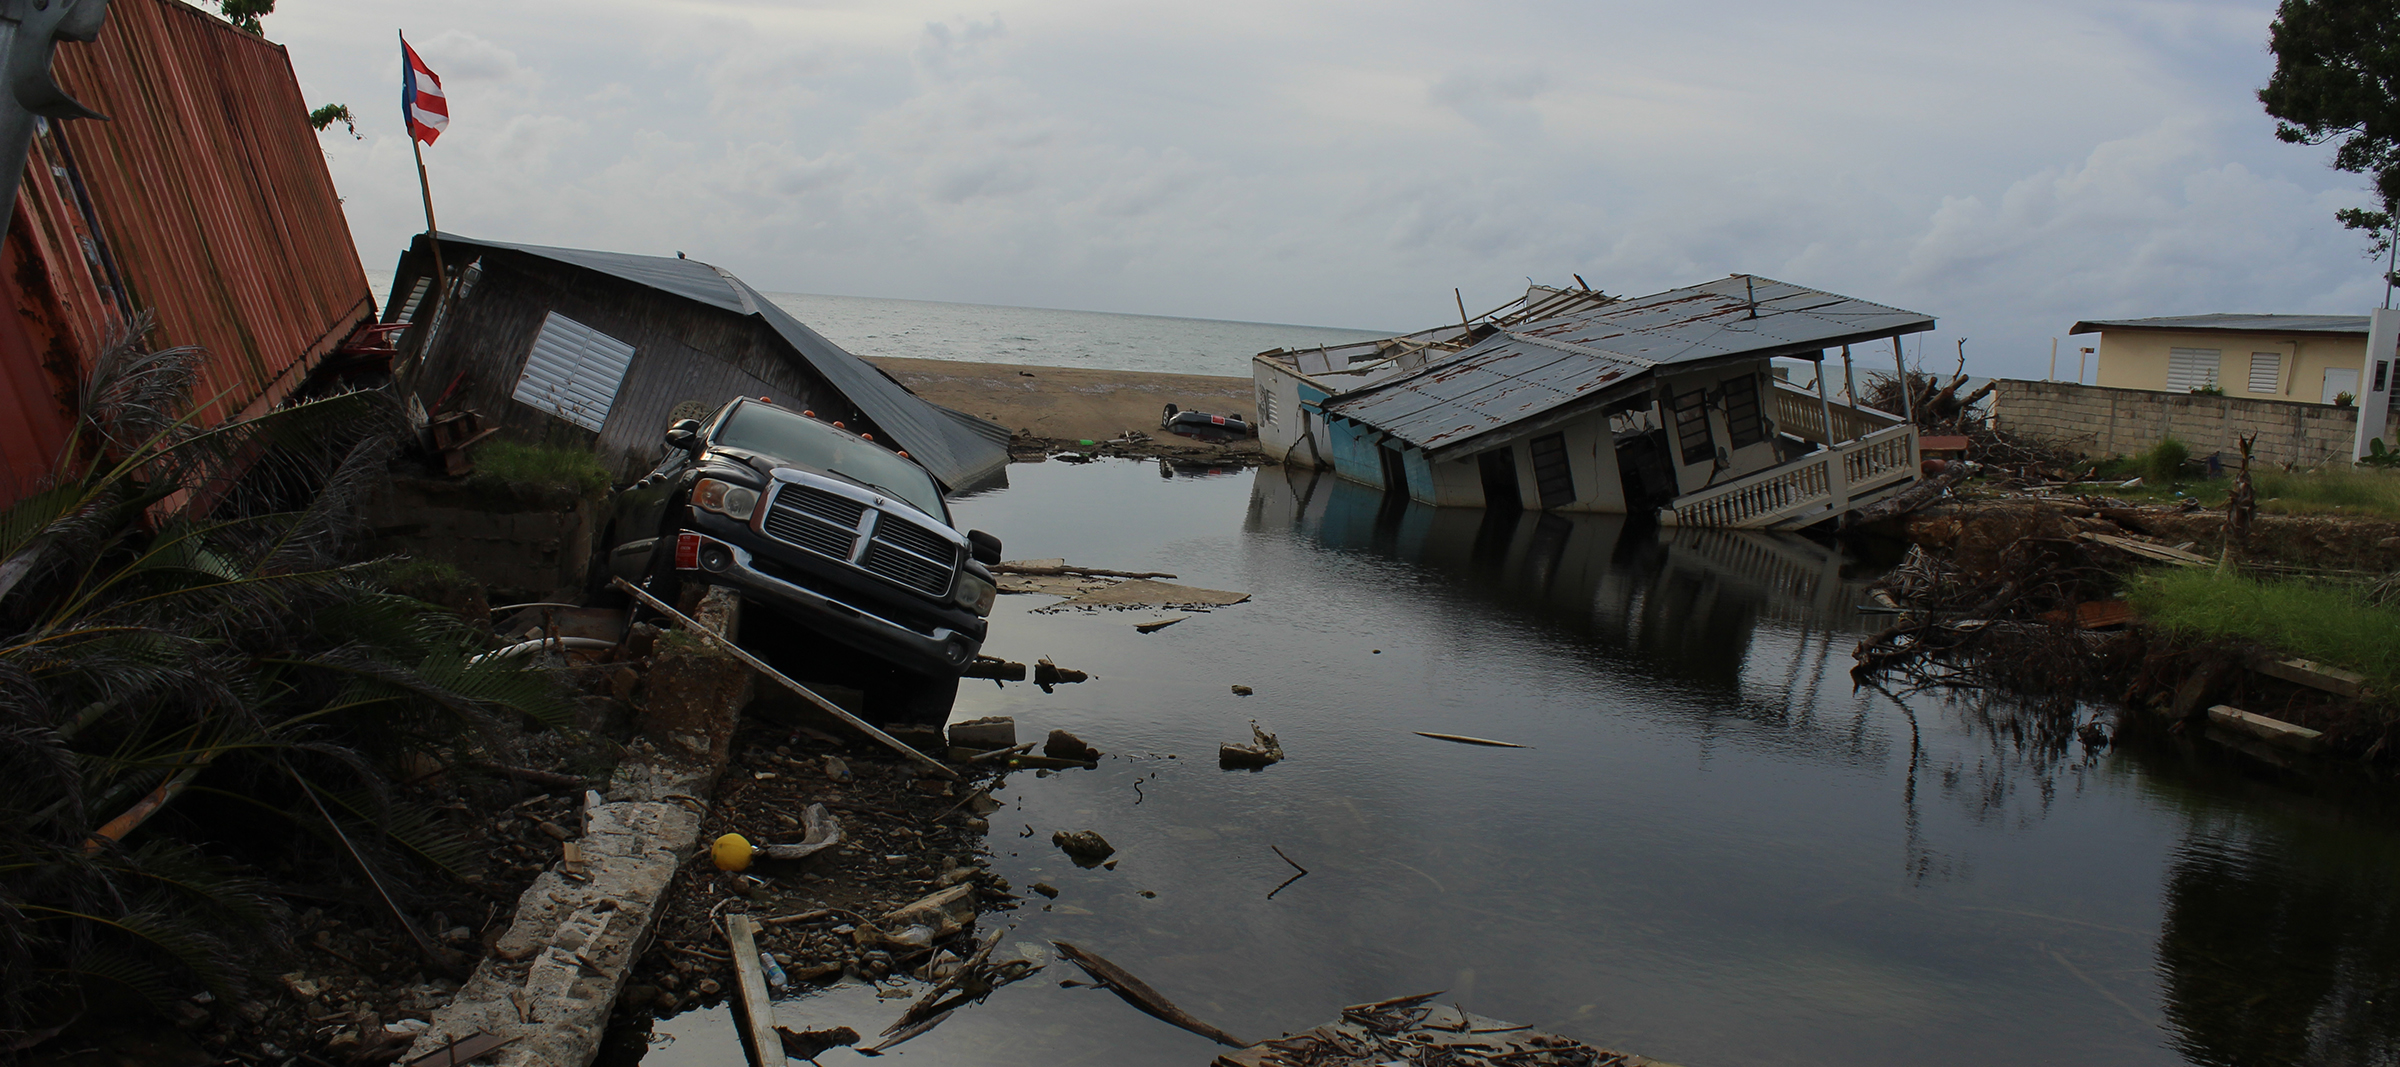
[0,0,372,505]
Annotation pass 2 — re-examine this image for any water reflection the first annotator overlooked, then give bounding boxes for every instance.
[1248,467,1866,692]
[2145,778,2400,1067]
[619,459,2400,1067]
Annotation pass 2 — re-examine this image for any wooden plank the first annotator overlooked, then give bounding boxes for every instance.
[726,914,779,1067]
[2254,657,2366,699]
[2207,704,2325,755]
[2079,532,2210,567]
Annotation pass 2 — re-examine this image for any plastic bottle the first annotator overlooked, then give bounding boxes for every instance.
[760,951,788,992]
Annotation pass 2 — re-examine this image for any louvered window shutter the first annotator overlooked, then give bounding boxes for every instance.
[513,311,637,432]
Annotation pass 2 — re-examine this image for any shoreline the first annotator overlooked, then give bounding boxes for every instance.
[868,356,1266,460]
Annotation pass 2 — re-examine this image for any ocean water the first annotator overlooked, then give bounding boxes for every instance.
[371,271,1388,378]
[760,292,1388,378]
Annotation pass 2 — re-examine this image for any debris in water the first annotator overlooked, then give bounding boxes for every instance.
[1037,578,1250,613]
[1211,993,1651,1067]
[1267,845,1308,900]
[1135,615,1189,633]
[1052,941,1248,1048]
[776,1026,859,1060]
[1219,721,1284,769]
[1034,657,1090,691]
[1413,731,1526,748]
[963,656,1030,680]
[1052,830,1116,866]
[1044,728,1102,761]
[1230,684,1254,696]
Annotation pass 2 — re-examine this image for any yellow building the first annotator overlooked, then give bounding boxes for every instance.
[2070,314,2371,405]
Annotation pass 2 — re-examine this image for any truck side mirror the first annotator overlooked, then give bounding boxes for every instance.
[664,418,702,450]
[967,530,1002,566]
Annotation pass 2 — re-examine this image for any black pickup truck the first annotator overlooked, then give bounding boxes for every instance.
[605,398,1002,717]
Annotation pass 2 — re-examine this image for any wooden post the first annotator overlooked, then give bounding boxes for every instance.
[1814,358,1839,445]
[727,914,779,1067]
[1891,336,1914,423]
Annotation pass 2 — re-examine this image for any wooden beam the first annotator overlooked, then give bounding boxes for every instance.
[726,914,779,1067]
[2254,657,2366,699]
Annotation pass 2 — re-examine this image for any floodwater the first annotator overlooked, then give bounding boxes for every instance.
[633,458,2400,1067]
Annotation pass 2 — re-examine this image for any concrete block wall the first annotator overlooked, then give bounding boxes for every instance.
[362,475,602,600]
[1992,379,2400,466]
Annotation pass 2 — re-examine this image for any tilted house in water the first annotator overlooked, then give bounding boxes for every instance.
[1254,275,1936,529]
[386,234,1010,493]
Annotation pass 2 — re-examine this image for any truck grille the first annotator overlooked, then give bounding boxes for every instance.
[763,485,865,560]
[862,514,958,596]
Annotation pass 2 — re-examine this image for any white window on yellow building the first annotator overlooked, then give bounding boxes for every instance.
[2248,351,2282,394]
[2167,347,2221,393]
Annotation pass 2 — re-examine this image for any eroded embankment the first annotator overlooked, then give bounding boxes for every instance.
[1869,500,2400,762]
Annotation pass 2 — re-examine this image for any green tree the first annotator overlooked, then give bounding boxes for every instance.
[2260,0,2400,292]
[217,0,271,35]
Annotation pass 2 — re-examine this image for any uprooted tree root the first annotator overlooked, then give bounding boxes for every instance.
[1852,536,2139,754]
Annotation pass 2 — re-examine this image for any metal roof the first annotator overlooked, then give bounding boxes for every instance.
[3,0,377,509]
[1320,275,1933,457]
[433,234,1008,490]
[2068,313,2371,337]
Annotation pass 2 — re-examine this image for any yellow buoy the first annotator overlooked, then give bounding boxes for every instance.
[711,832,754,872]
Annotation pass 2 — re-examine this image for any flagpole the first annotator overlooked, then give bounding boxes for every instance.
[402,29,446,314]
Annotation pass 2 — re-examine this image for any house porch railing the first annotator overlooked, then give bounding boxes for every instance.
[1771,379,1906,447]
[1659,423,1919,529]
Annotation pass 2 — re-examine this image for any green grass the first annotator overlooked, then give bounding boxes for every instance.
[2128,569,2400,691]
[2249,466,2400,518]
[2032,460,2400,519]
[469,440,612,497]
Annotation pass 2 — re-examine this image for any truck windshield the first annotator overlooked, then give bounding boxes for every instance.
[713,403,947,520]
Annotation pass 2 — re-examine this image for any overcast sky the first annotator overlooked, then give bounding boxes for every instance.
[273,0,2381,380]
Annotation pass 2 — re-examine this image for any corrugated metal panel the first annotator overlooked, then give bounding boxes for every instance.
[2071,314,2370,337]
[0,0,374,506]
[1322,276,1934,457]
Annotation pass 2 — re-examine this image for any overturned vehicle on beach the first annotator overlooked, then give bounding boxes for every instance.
[607,397,1003,716]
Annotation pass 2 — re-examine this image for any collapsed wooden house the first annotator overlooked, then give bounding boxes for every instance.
[1254,276,1936,529]
[386,233,1010,492]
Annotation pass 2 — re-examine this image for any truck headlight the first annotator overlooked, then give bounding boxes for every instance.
[954,572,997,616]
[692,478,759,521]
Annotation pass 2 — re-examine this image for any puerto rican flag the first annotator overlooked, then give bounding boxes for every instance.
[401,38,448,144]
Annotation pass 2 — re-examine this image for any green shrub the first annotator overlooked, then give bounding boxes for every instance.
[2128,569,2400,691]
[469,440,611,497]
[2137,437,2190,484]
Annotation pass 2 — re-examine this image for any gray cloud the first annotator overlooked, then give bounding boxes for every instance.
[279,0,2379,380]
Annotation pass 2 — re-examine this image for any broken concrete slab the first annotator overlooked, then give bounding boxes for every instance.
[404,589,752,1067]
[947,716,1017,750]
